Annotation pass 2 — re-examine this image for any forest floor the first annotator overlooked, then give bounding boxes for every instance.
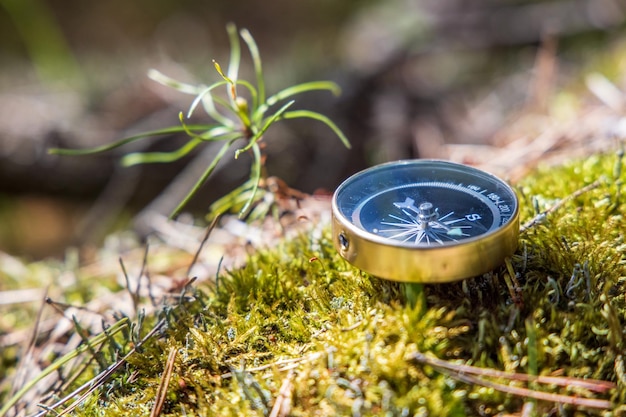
[3,38,626,417]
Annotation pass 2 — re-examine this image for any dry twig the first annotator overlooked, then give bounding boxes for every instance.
[28,318,165,417]
[409,352,615,410]
[150,347,178,417]
[519,178,603,233]
[268,370,295,417]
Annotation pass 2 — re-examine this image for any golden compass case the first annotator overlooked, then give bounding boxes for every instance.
[331,160,519,283]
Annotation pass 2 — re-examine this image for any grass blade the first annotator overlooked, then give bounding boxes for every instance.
[148,69,201,95]
[0,318,130,417]
[212,60,231,83]
[48,125,210,156]
[122,126,243,166]
[269,81,340,105]
[121,138,204,166]
[239,143,262,218]
[226,23,241,84]
[207,177,257,218]
[254,81,340,122]
[187,82,234,128]
[179,113,238,141]
[235,79,259,111]
[241,28,265,107]
[283,109,351,148]
[170,140,235,219]
[235,100,295,159]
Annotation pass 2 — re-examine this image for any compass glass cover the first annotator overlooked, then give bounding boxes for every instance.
[334,160,518,247]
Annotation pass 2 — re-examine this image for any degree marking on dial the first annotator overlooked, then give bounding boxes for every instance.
[347,179,506,247]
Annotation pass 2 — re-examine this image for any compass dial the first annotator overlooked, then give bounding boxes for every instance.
[332,160,519,283]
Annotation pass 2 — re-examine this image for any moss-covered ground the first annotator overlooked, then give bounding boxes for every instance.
[3,151,626,416]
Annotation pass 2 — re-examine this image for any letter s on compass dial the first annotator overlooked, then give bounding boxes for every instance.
[331,160,519,283]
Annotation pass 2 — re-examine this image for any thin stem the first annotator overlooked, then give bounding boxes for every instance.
[520,178,603,233]
[0,318,130,416]
[239,143,263,218]
[170,139,236,219]
[235,100,295,159]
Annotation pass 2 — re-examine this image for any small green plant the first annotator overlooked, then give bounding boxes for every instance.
[49,23,350,219]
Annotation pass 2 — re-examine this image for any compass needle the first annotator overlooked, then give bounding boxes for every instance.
[333,160,519,283]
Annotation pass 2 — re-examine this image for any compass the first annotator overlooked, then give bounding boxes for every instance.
[331,160,519,283]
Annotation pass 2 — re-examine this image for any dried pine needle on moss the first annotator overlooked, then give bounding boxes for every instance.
[4,151,626,416]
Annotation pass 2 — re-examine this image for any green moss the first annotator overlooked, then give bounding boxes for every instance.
[14,152,626,416]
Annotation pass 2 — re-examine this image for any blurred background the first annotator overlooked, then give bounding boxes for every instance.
[1,0,626,258]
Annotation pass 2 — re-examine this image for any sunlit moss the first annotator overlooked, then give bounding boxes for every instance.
[2,151,625,416]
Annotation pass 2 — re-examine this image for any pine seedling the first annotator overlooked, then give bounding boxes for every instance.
[49,23,350,219]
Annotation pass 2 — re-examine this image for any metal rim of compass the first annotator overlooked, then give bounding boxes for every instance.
[331,159,520,283]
